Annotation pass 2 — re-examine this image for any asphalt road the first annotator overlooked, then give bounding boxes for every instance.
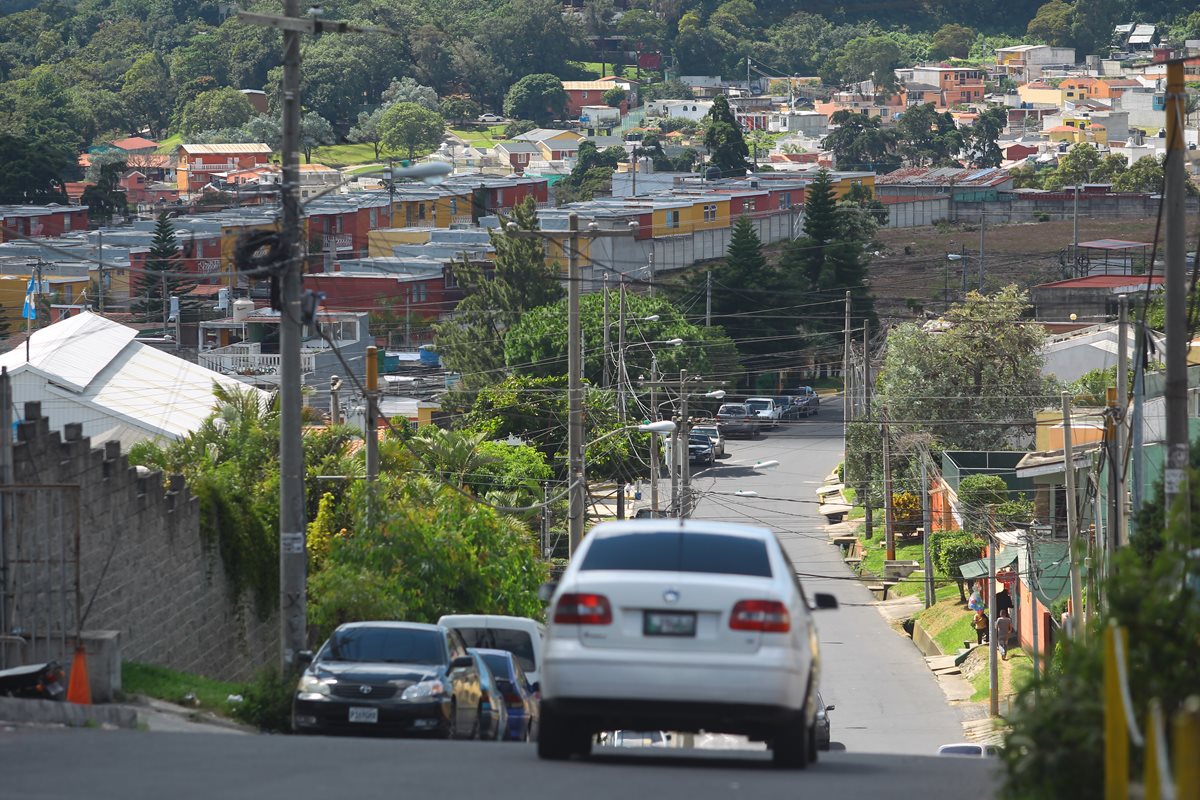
[688,396,977,757]
[0,728,1000,799]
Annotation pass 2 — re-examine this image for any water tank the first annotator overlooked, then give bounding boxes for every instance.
[232,298,255,323]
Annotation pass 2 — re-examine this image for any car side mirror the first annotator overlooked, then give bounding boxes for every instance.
[538,581,558,602]
[813,593,839,610]
[530,682,540,695]
[826,705,835,712]
[296,650,314,668]
[665,733,673,741]
[450,655,474,670]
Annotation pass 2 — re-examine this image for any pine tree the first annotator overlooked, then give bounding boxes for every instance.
[703,95,750,177]
[800,169,839,245]
[134,213,197,326]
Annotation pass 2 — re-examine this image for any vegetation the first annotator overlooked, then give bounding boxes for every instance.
[379,102,446,161]
[121,661,242,716]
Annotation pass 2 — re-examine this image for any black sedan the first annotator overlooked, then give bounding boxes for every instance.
[292,621,483,738]
[688,433,715,466]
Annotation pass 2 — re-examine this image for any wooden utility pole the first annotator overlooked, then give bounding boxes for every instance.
[1116,294,1129,548]
[1163,59,1190,515]
[566,214,584,554]
[602,273,610,389]
[1062,392,1084,640]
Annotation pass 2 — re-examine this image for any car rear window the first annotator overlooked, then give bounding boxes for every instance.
[323,627,443,665]
[481,652,514,680]
[580,532,773,577]
[451,628,536,673]
[745,400,770,411]
[718,405,748,416]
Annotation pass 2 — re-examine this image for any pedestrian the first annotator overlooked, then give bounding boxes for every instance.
[995,609,1014,660]
[973,609,989,645]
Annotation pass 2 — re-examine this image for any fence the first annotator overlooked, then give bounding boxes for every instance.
[1104,619,1200,799]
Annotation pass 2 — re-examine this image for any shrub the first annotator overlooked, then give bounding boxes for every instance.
[233,666,296,734]
[891,491,922,535]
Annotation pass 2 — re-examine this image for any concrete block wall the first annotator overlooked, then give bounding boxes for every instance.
[7,403,277,684]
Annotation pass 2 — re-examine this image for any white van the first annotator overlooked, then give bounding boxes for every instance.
[437,614,546,689]
[744,397,781,428]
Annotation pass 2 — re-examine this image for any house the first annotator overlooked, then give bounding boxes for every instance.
[874,167,1013,202]
[175,143,273,194]
[1030,274,1164,320]
[1115,23,1157,52]
[645,99,713,122]
[494,141,540,173]
[896,65,987,107]
[305,266,464,345]
[197,304,370,406]
[994,45,1077,80]
[107,136,159,155]
[0,312,265,447]
[561,80,630,117]
[0,205,89,242]
[1040,323,1166,384]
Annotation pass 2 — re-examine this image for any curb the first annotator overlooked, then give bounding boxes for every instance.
[0,696,138,729]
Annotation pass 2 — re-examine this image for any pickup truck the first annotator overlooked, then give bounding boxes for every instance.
[744,397,781,428]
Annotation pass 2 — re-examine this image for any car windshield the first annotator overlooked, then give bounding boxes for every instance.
[718,405,748,416]
[689,435,709,444]
[321,627,443,665]
[745,400,770,412]
[693,426,718,436]
[939,745,982,756]
[580,532,773,577]
[480,653,515,681]
[450,628,537,673]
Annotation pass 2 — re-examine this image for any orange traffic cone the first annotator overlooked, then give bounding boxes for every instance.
[66,645,92,705]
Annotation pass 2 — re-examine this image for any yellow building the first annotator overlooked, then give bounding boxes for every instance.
[0,274,92,333]
[1017,82,1065,106]
[368,228,435,257]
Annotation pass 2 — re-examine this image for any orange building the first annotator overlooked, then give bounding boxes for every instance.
[175,143,273,193]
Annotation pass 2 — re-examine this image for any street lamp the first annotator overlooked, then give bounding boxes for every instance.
[583,420,677,520]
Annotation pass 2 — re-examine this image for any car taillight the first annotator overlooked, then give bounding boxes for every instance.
[730,599,791,632]
[554,593,612,625]
[504,692,524,708]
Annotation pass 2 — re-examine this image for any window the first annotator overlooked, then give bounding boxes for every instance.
[320,626,444,665]
[449,197,458,215]
[418,203,426,220]
[369,208,377,227]
[744,199,756,213]
[458,630,537,674]
[580,532,773,577]
[445,270,459,289]
[779,193,791,209]
[62,214,71,232]
[412,283,427,303]
[665,210,679,228]
[703,204,717,222]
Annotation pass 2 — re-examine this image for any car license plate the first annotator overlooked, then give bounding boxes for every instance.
[644,611,696,637]
[348,707,378,723]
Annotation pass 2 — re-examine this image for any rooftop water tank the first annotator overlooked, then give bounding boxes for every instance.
[232,298,255,323]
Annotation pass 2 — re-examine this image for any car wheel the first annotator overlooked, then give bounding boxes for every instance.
[447,699,459,739]
[807,721,819,764]
[771,716,809,769]
[470,703,482,740]
[537,706,574,760]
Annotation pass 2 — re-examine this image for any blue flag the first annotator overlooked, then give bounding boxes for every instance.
[20,278,36,321]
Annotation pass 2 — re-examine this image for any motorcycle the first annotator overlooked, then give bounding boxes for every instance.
[0,661,67,701]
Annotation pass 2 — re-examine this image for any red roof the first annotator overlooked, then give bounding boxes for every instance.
[1037,275,1164,289]
[110,136,159,151]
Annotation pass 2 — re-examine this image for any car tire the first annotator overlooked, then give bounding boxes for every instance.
[447,699,459,739]
[537,706,573,760]
[771,716,809,769]
[470,703,482,740]
[807,721,819,764]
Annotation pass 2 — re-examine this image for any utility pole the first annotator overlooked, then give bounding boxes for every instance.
[567,213,584,555]
[1106,385,1119,580]
[843,291,851,461]
[705,271,712,327]
[679,369,691,518]
[1072,183,1080,272]
[647,249,655,297]
[602,273,610,389]
[1116,295,1129,547]
[617,280,626,421]
[97,231,104,313]
[404,287,411,348]
[0,368,11,668]
[1163,58,1190,515]
[1062,392,1084,640]
[921,452,934,608]
[365,346,379,483]
[987,508,999,718]
[329,375,342,426]
[649,354,660,515]
[631,148,637,198]
[863,320,874,540]
[977,213,986,292]
[1132,317,1146,521]
[882,408,895,562]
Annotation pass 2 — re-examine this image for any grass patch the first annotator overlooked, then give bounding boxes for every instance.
[568,60,606,78]
[842,486,856,504]
[848,506,865,520]
[914,595,975,656]
[122,661,243,717]
[858,537,926,578]
[155,133,182,154]
[970,664,990,702]
[450,126,505,148]
[308,142,380,167]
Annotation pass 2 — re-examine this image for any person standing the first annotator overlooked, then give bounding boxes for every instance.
[973,609,990,645]
[995,608,1014,660]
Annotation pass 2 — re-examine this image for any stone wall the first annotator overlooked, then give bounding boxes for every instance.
[3,403,277,683]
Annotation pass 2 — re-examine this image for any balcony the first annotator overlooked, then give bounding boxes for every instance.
[198,342,318,385]
[184,161,258,173]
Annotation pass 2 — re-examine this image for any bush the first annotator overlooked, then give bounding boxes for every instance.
[233,666,296,733]
[891,491,922,535]
[958,473,1008,530]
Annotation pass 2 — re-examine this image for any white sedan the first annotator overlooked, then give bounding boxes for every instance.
[537,519,838,768]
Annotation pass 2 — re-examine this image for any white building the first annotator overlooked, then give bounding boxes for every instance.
[995,45,1077,80]
[645,100,713,121]
[767,111,828,137]
[0,312,266,448]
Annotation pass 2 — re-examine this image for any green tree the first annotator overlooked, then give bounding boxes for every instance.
[616,9,665,51]
[1027,0,1074,45]
[876,285,1054,451]
[703,94,750,177]
[179,87,253,135]
[834,36,902,93]
[503,73,567,125]
[963,106,1007,168]
[381,76,439,111]
[930,530,985,601]
[120,52,172,138]
[1112,155,1163,193]
[299,112,334,164]
[1043,142,1102,190]
[930,24,976,60]
[379,102,446,161]
[80,156,127,225]
[641,78,695,102]
[0,132,74,204]
[822,110,901,172]
[134,213,197,325]
[603,87,627,108]
[958,473,1009,531]
[435,197,563,387]
[349,107,387,161]
[440,95,481,123]
[897,103,963,167]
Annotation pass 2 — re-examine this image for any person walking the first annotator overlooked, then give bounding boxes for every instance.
[995,609,1014,660]
[973,609,990,645]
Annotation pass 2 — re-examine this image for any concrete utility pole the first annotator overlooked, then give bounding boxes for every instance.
[329,375,342,426]
[1072,183,1080,272]
[365,346,379,483]
[602,274,610,389]
[566,214,585,555]
[647,249,655,297]
[1062,392,1084,640]
[987,508,999,717]
[97,231,104,313]
[649,354,660,515]
[882,408,895,562]
[843,291,852,456]
[1163,59,1190,515]
[617,280,626,420]
[0,368,11,668]
[921,453,934,609]
[705,271,712,327]
[863,320,874,540]
[977,213,986,291]
[1116,294,1129,548]
[679,369,691,519]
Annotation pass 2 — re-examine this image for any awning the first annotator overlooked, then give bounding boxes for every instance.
[1017,541,1072,607]
[959,548,1019,579]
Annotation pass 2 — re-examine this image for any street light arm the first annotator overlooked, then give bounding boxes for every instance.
[586,420,676,449]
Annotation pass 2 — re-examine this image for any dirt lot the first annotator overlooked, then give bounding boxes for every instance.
[865,216,1200,318]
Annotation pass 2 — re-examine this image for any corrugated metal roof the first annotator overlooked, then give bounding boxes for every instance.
[0,312,265,441]
[178,143,273,155]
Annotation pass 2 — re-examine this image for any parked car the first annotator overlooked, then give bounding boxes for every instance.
[779,396,806,420]
[292,621,483,738]
[478,113,504,123]
[783,386,819,417]
[716,403,759,439]
[538,519,839,767]
[474,648,540,741]
[469,649,508,741]
[937,742,1001,757]
[745,397,781,428]
[688,433,715,466]
[437,614,546,690]
[690,422,725,458]
[814,691,834,750]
